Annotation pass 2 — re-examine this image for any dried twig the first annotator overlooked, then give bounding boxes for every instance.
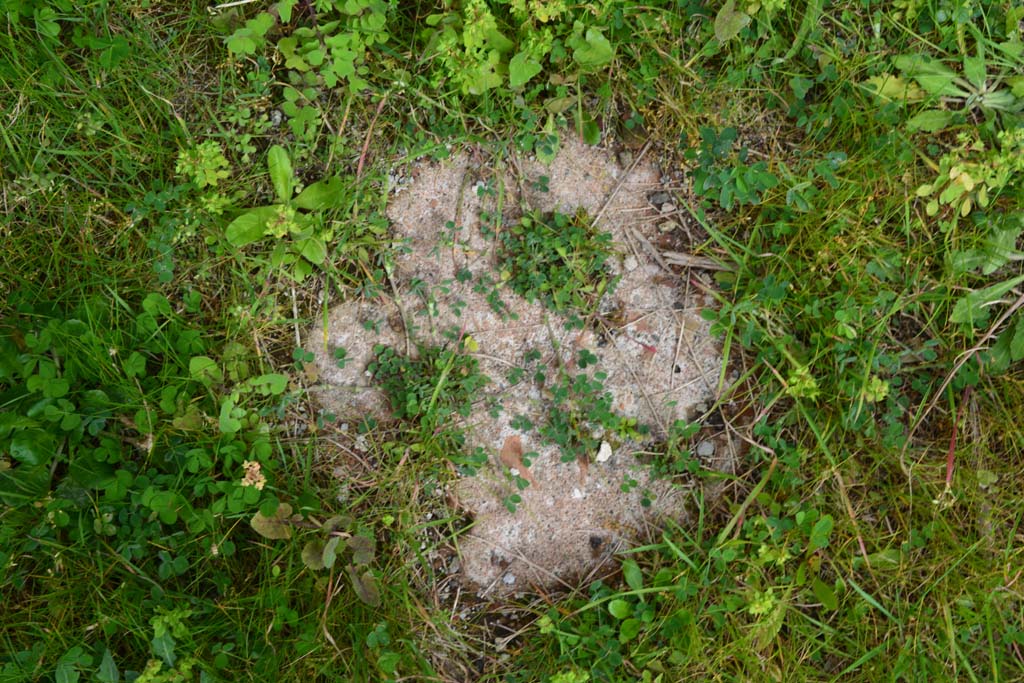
[902,289,1024,459]
[945,386,973,490]
[662,250,733,271]
[356,95,388,181]
[592,140,651,225]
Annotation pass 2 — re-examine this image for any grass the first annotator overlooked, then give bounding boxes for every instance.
[1,1,1023,681]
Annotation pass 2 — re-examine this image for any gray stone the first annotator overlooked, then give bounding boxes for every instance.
[648,191,671,207]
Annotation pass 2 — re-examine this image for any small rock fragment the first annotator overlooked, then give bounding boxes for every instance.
[596,441,613,463]
[623,255,638,272]
[648,191,671,207]
[659,202,676,214]
[657,220,678,233]
[697,440,715,458]
[502,573,516,585]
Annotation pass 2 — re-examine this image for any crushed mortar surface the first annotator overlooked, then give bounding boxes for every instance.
[308,136,731,594]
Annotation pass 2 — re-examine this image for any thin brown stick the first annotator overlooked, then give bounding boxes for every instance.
[591,139,651,225]
[356,95,388,181]
[662,250,734,271]
[946,385,972,489]
[902,289,1024,457]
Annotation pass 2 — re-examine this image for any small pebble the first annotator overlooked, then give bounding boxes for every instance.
[502,573,516,585]
[623,255,638,271]
[617,150,634,168]
[659,202,676,214]
[697,440,715,458]
[657,220,678,233]
[648,191,671,207]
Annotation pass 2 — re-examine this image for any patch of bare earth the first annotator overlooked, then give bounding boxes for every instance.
[307,135,736,596]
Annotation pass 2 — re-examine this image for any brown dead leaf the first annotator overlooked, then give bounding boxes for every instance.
[572,331,595,349]
[303,362,320,383]
[499,435,537,488]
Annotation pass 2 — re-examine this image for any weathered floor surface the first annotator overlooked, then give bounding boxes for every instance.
[307,135,736,595]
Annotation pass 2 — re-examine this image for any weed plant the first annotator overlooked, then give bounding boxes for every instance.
[498,208,618,316]
[369,341,490,429]
[511,348,646,467]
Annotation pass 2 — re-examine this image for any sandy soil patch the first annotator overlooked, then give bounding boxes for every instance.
[307,134,735,594]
